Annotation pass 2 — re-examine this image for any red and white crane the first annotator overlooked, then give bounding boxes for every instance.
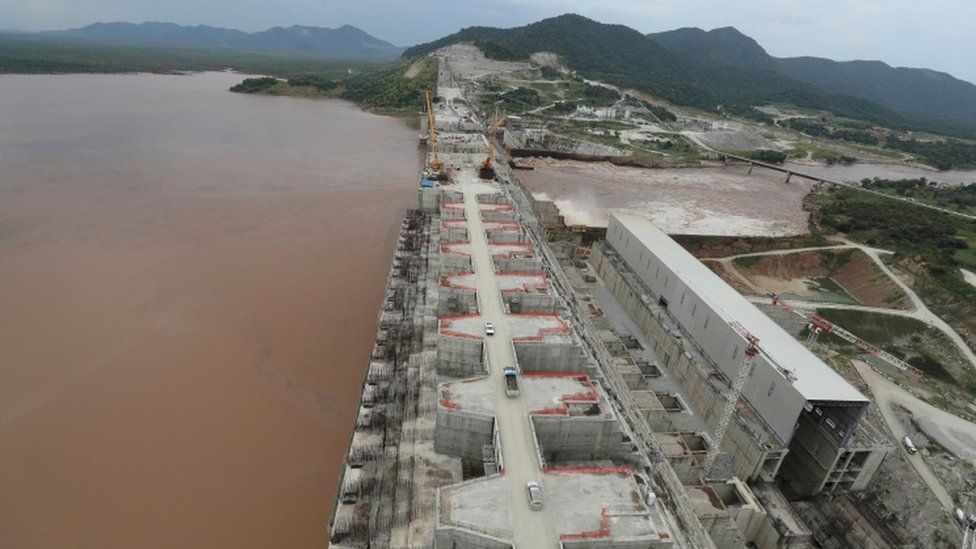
[702,321,762,475]
[768,294,922,377]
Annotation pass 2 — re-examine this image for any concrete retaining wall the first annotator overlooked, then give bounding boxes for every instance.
[435,406,495,463]
[483,211,517,222]
[494,257,543,272]
[503,292,557,314]
[433,527,512,549]
[533,415,633,463]
[514,341,588,372]
[561,538,673,548]
[419,187,442,212]
[437,337,484,377]
[487,230,524,243]
[441,227,468,242]
[441,254,473,273]
[440,207,465,220]
[439,287,479,316]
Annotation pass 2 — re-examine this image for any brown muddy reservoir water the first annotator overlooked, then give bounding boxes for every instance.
[0,72,420,547]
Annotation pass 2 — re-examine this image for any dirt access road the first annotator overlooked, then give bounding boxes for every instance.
[709,243,976,371]
[853,361,976,511]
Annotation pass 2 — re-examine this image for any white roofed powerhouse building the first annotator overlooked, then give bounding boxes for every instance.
[605,213,889,496]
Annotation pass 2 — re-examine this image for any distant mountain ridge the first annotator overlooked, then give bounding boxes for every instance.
[648,26,976,132]
[36,21,403,59]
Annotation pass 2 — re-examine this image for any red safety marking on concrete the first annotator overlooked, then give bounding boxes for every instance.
[440,271,478,291]
[442,219,468,229]
[507,313,568,342]
[526,372,598,415]
[559,508,610,540]
[543,464,632,475]
[438,314,484,340]
[493,271,548,293]
[521,371,588,378]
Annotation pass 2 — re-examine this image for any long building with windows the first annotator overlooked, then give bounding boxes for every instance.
[603,213,889,496]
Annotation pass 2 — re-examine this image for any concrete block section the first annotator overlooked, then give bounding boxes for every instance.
[437,372,630,464]
[442,200,513,215]
[441,218,522,242]
[436,326,484,377]
[487,230,525,243]
[436,467,675,547]
[505,291,558,314]
[686,478,768,547]
[442,270,547,294]
[437,371,593,418]
[439,312,569,343]
[434,378,495,463]
[439,253,473,274]
[441,241,533,259]
[495,256,544,272]
[438,284,479,316]
[629,390,670,432]
[514,341,589,372]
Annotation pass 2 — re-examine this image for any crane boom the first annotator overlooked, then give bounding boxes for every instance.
[768,294,922,376]
[423,90,444,177]
[479,114,506,179]
[702,321,759,475]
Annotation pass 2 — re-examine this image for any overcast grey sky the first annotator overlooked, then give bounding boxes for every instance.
[4,0,975,84]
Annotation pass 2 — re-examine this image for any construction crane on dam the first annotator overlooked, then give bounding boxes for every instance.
[423,90,446,180]
[479,113,506,180]
[702,320,762,475]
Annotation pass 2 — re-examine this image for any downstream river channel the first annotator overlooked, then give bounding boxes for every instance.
[0,72,420,548]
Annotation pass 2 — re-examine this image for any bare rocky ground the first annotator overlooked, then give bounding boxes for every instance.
[896,406,976,513]
[728,248,910,308]
[841,362,963,547]
[436,44,532,81]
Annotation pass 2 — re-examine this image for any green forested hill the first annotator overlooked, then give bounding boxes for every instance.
[648,26,976,136]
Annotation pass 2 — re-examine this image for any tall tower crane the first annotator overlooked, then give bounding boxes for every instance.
[423,90,445,180]
[479,113,506,180]
[702,321,761,476]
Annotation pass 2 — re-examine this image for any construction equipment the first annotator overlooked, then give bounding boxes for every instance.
[423,90,446,180]
[768,294,923,376]
[702,321,761,475]
[479,114,506,179]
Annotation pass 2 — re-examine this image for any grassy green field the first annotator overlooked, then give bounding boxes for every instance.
[816,308,976,402]
[0,36,379,77]
[814,184,976,395]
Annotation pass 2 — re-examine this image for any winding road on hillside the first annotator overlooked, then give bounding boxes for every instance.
[705,242,976,371]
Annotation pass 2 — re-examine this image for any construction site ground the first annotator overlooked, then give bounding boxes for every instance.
[442,468,670,542]
[704,245,976,395]
[838,359,968,547]
[715,248,910,309]
[691,234,976,532]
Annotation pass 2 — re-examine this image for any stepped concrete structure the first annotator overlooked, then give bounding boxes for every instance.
[328,43,894,549]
